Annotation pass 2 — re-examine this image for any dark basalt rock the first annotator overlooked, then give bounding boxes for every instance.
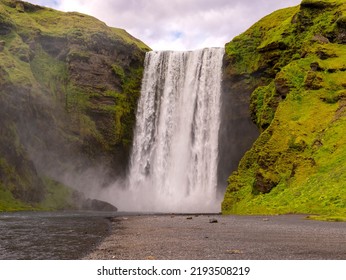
[301,0,338,9]
[275,77,291,99]
[82,199,118,212]
[253,172,278,194]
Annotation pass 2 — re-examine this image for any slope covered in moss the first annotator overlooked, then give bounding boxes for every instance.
[0,0,149,211]
[222,0,346,220]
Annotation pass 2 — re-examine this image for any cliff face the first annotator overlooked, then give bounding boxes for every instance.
[222,0,346,219]
[0,0,149,210]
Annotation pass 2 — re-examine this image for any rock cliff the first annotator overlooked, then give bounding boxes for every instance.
[2,0,345,218]
[222,0,346,220]
[0,0,149,210]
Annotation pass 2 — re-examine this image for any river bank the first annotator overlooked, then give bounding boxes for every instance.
[84,214,346,260]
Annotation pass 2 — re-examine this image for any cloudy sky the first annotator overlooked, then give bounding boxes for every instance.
[28,0,302,50]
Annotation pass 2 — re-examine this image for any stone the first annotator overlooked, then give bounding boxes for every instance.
[253,171,279,194]
[209,218,218,223]
[310,62,323,71]
[311,34,329,44]
[275,77,290,99]
[226,249,243,254]
[82,199,118,212]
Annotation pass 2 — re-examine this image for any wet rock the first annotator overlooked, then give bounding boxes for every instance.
[209,218,218,223]
[82,199,118,212]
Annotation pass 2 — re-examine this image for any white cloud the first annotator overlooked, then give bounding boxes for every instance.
[28,0,302,50]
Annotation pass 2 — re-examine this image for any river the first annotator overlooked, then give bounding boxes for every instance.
[0,211,118,260]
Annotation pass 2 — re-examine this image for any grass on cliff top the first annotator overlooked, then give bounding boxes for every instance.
[225,6,299,75]
[1,1,150,51]
[302,0,346,7]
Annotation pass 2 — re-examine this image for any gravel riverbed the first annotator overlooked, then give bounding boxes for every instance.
[84,214,346,260]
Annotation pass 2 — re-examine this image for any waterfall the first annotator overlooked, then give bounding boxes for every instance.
[122,48,224,213]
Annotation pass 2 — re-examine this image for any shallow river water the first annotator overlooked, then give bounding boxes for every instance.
[0,211,118,260]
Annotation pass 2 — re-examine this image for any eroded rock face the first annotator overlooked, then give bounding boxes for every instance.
[217,58,259,191]
[222,1,346,217]
[0,0,149,207]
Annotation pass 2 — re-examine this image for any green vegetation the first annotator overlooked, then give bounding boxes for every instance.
[0,184,34,211]
[0,177,77,212]
[38,177,75,211]
[222,0,346,220]
[0,0,149,211]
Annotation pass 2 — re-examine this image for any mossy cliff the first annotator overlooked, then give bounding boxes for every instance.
[222,0,346,220]
[0,0,149,211]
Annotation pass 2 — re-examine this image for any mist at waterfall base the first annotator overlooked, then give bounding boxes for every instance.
[102,48,225,213]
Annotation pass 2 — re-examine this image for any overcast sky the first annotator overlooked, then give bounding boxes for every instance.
[28,0,302,50]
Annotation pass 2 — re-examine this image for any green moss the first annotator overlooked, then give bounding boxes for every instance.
[112,64,125,83]
[0,177,77,212]
[250,83,277,130]
[1,2,149,51]
[301,0,344,8]
[306,215,346,222]
[0,184,34,212]
[225,6,300,77]
[0,34,36,88]
[38,177,75,210]
[0,0,148,209]
[30,45,68,99]
[111,27,150,51]
[222,1,346,220]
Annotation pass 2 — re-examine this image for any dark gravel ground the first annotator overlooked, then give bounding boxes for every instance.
[84,214,346,260]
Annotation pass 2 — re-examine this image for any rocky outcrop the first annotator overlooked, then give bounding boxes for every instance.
[0,0,149,210]
[222,0,346,218]
[81,199,118,212]
[217,58,259,190]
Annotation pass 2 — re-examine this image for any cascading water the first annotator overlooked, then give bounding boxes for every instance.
[118,48,224,213]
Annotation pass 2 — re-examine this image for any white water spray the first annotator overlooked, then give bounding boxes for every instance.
[115,48,224,212]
